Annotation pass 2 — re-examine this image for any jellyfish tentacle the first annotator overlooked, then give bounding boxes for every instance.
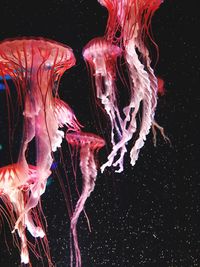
[18,115,35,171]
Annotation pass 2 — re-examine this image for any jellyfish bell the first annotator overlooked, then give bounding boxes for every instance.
[66,131,105,150]
[83,37,122,76]
[83,37,122,107]
[0,38,75,104]
[66,131,105,267]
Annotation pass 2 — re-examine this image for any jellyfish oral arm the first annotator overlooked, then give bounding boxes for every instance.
[101,39,154,172]
[125,40,153,166]
[18,116,36,169]
[71,144,97,267]
[12,165,47,240]
[95,72,122,146]
[18,221,29,264]
[25,211,45,238]
[12,192,29,264]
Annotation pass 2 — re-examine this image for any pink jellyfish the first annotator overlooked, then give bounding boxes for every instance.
[83,0,166,172]
[0,163,52,264]
[83,37,122,149]
[0,37,80,264]
[66,131,105,267]
[54,97,83,132]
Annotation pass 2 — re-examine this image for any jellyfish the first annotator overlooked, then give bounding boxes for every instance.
[66,131,105,267]
[0,163,51,264]
[54,97,83,132]
[83,0,165,172]
[0,37,80,264]
[83,37,123,148]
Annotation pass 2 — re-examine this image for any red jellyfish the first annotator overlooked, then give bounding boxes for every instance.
[85,0,166,172]
[0,37,79,264]
[65,131,105,267]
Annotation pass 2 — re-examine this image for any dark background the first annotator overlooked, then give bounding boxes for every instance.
[0,0,199,266]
